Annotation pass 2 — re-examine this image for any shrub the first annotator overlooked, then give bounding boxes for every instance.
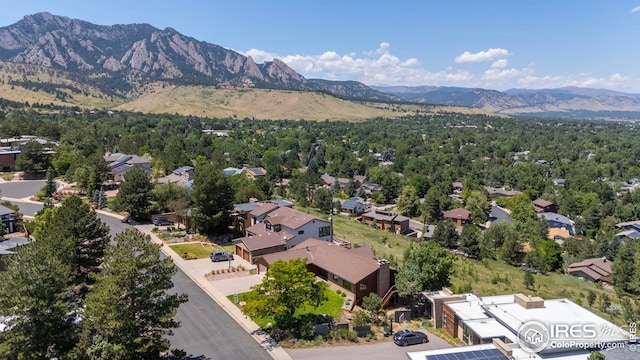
[351,311,371,327]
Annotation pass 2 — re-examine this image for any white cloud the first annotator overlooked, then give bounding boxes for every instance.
[491,59,508,68]
[454,48,510,63]
[241,43,640,92]
[631,5,640,13]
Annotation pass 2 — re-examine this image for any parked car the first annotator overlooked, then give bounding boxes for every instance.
[153,216,173,226]
[210,251,234,262]
[393,329,428,346]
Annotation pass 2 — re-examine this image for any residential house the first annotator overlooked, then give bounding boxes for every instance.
[0,205,17,233]
[360,182,383,198]
[245,206,332,248]
[340,197,371,216]
[537,212,575,238]
[620,177,640,192]
[222,167,245,176]
[483,186,522,198]
[533,198,559,213]
[246,167,267,179]
[553,178,566,186]
[234,231,289,263]
[451,182,463,193]
[360,209,410,234]
[232,202,279,233]
[566,257,612,283]
[255,239,394,306]
[615,220,640,241]
[443,208,471,227]
[417,290,629,358]
[320,174,350,189]
[156,166,194,188]
[104,152,151,182]
[0,149,19,172]
[0,237,31,271]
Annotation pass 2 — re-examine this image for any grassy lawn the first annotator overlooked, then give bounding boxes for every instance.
[169,243,225,259]
[450,257,627,325]
[228,287,344,328]
[297,206,413,264]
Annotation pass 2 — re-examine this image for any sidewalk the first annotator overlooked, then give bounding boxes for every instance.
[135,225,292,360]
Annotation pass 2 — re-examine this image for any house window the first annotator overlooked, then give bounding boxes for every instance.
[343,280,353,291]
[442,312,447,328]
[463,325,472,344]
[319,226,331,237]
[298,230,304,235]
[359,284,367,291]
[333,274,339,280]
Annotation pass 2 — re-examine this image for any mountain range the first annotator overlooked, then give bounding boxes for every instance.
[1,12,639,120]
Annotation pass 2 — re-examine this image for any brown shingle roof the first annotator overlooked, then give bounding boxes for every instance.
[442,208,471,221]
[533,198,554,208]
[567,257,612,281]
[239,231,293,251]
[261,239,380,284]
[265,206,327,230]
[249,203,279,217]
[361,210,409,222]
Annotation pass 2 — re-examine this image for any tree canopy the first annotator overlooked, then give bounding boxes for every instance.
[396,241,455,297]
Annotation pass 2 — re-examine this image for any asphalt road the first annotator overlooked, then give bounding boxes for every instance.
[0,184,272,360]
[0,180,45,199]
[287,329,451,360]
[489,205,512,224]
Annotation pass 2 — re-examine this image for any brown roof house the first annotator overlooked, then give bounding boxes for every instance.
[566,257,613,283]
[443,208,471,227]
[255,239,394,307]
[360,209,410,234]
[235,206,333,263]
[246,167,267,179]
[533,198,559,213]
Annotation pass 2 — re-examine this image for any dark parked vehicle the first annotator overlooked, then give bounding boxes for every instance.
[210,251,234,262]
[393,329,428,346]
[153,216,173,226]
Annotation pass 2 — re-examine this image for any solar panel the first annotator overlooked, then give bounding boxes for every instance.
[427,349,507,360]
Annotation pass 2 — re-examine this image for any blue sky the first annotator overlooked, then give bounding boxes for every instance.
[1,1,640,92]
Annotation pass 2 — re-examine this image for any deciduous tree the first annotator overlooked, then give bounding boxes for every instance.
[243,259,326,329]
[396,241,454,298]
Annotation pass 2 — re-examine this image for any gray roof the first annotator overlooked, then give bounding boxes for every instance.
[0,205,15,216]
[0,237,31,251]
[537,212,574,226]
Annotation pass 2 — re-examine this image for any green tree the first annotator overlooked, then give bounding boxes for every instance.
[459,225,481,259]
[93,187,107,210]
[464,190,491,225]
[45,166,56,197]
[432,220,459,249]
[192,164,234,235]
[361,293,384,325]
[500,230,523,266]
[612,241,638,295]
[78,230,187,359]
[587,351,605,360]
[0,243,77,359]
[523,271,535,290]
[112,167,153,220]
[243,259,326,329]
[312,187,333,214]
[34,195,110,285]
[396,241,454,297]
[396,185,420,217]
[15,140,50,175]
[587,290,597,307]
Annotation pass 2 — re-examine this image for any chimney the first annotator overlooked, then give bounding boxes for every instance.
[377,259,391,298]
[305,246,309,251]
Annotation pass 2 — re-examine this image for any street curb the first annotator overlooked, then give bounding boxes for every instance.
[136,226,292,360]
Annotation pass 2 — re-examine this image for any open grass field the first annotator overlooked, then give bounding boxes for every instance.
[229,287,345,328]
[116,85,490,121]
